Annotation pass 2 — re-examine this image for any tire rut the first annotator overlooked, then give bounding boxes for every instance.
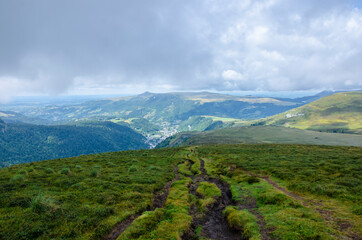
[247,172,360,239]
[103,166,179,240]
[236,191,273,240]
[183,157,242,240]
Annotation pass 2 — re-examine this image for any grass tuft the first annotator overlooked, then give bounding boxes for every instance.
[224,206,261,240]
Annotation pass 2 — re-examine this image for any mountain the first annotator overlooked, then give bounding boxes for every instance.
[0,110,51,125]
[1,91,334,144]
[258,91,362,134]
[0,91,342,151]
[157,125,362,148]
[0,121,148,168]
[7,91,312,124]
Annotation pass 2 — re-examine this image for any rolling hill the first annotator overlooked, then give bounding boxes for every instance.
[0,91,340,147]
[0,121,148,168]
[3,91,327,125]
[157,125,362,148]
[0,145,360,239]
[257,91,362,134]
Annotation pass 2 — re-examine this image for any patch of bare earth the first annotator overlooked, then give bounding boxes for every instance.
[183,158,242,240]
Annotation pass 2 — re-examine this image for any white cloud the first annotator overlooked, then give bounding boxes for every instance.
[0,0,361,98]
[222,70,244,81]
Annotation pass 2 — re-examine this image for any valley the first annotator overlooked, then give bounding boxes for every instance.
[2,2,361,239]
[1,91,361,167]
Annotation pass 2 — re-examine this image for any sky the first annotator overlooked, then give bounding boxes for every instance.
[0,0,361,102]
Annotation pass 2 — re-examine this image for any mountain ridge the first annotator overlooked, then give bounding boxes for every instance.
[258,91,362,134]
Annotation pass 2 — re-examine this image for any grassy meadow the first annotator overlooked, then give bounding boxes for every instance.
[199,144,362,239]
[157,125,362,148]
[0,148,181,239]
[0,144,361,239]
[261,91,362,134]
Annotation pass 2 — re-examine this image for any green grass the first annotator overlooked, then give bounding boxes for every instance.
[0,148,181,239]
[198,144,362,238]
[224,206,261,240]
[1,144,361,239]
[118,178,193,240]
[196,182,222,210]
[158,125,362,147]
[225,172,337,239]
[177,161,193,176]
[199,144,362,202]
[262,91,362,134]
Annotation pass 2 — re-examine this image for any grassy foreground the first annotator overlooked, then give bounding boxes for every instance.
[0,148,180,239]
[0,144,361,239]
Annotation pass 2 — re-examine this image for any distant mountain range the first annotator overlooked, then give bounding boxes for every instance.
[1,90,360,167]
[0,91,335,125]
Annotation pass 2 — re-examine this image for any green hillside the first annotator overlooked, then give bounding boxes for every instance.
[0,145,360,239]
[6,91,308,124]
[0,91,337,147]
[0,121,148,168]
[259,91,362,134]
[157,125,362,148]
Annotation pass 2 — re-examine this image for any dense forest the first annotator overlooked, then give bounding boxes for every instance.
[0,121,148,168]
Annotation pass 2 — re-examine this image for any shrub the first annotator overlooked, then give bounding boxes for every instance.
[9,174,25,183]
[60,168,71,175]
[45,168,54,174]
[128,165,137,173]
[31,193,56,213]
[90,166,101,177]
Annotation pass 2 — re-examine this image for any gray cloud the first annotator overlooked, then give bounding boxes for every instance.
[0,0,361,100]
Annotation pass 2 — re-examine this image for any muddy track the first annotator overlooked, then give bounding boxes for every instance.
[103,166,179,240]
[103,213,142,240]
[247,172,360,239]
[183,157,241,240]
[237,191,273,240]
[153,166,180,208]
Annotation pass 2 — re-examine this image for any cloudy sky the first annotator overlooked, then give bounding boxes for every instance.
[0,0,361,101]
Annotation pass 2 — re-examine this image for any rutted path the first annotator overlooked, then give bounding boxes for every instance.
[183,156,241,240]
[235,189,273,240]
[103,166,179,240]
[247,172,360,240]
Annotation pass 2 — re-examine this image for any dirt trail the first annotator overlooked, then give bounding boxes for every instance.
[183,157,241,240]
[247,172,360,239]
[103,213,142,240]
[103,166,179,240]
[237,192,273,240]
